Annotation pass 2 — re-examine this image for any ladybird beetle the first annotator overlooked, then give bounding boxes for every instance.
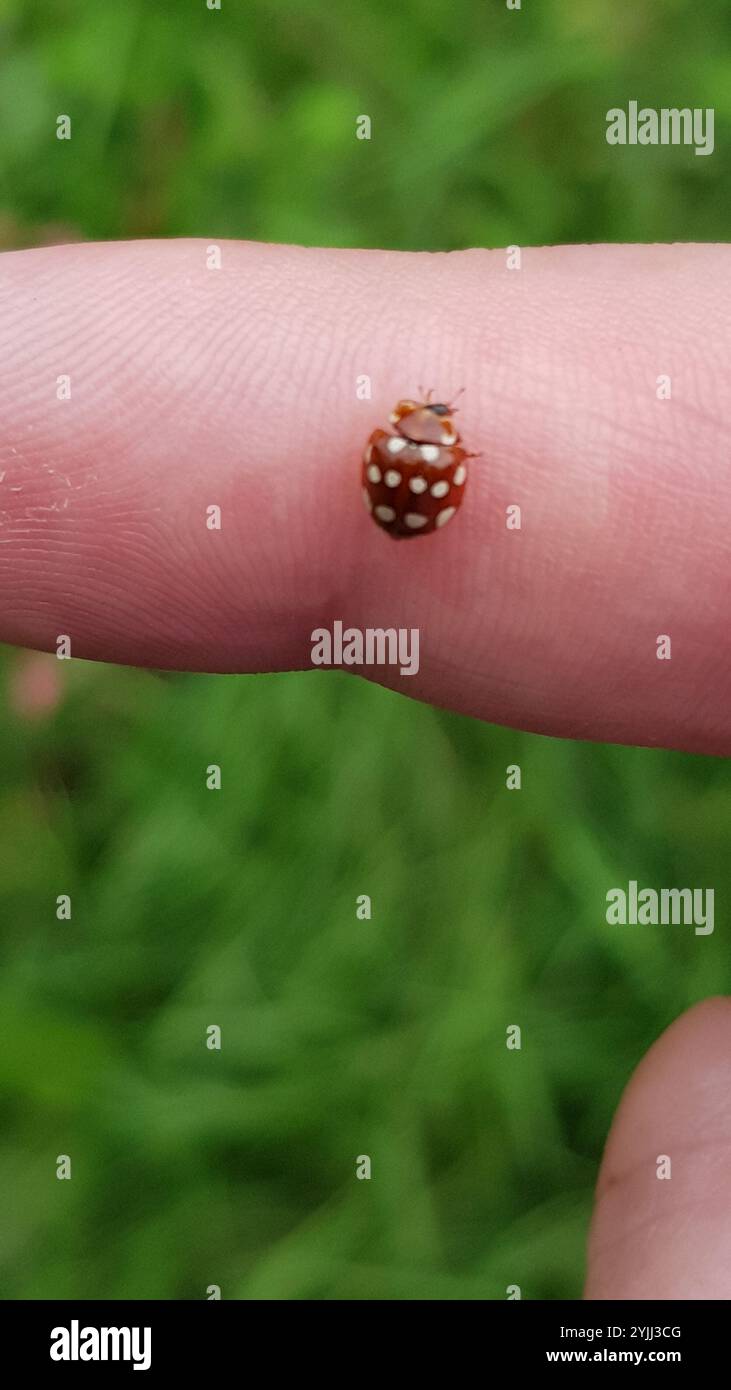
[362,391,474,538]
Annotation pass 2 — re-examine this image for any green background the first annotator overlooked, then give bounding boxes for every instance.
[0,0,729,1299]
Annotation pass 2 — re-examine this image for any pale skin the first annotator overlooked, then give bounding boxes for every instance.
[0,239,730,1296]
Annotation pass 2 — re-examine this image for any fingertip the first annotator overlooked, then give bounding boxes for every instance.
[586,998,731,1300]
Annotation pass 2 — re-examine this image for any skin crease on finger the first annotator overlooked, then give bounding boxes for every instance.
[585,998,731,1300]
[0,239,729,754]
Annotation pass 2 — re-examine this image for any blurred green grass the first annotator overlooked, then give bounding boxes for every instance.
[0,0,729,1299]
[1,0,729,250]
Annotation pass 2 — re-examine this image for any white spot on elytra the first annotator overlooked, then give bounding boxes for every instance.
[435,506,456,528]
[404,513,428,529]
[430,480,449,498]
[453,464,466,485]
[362,487,373,513]
[409,476,428,494]
[420,444,440,463]
[366,464,382,483]
[389,411,400,424]
[364,443,373,464]
[387,436,407,454]
[375,504,396,523]
[384,469,401,487]
[442,433,457,445]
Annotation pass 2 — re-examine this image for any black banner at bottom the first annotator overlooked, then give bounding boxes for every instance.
[1,1298,724,1375]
